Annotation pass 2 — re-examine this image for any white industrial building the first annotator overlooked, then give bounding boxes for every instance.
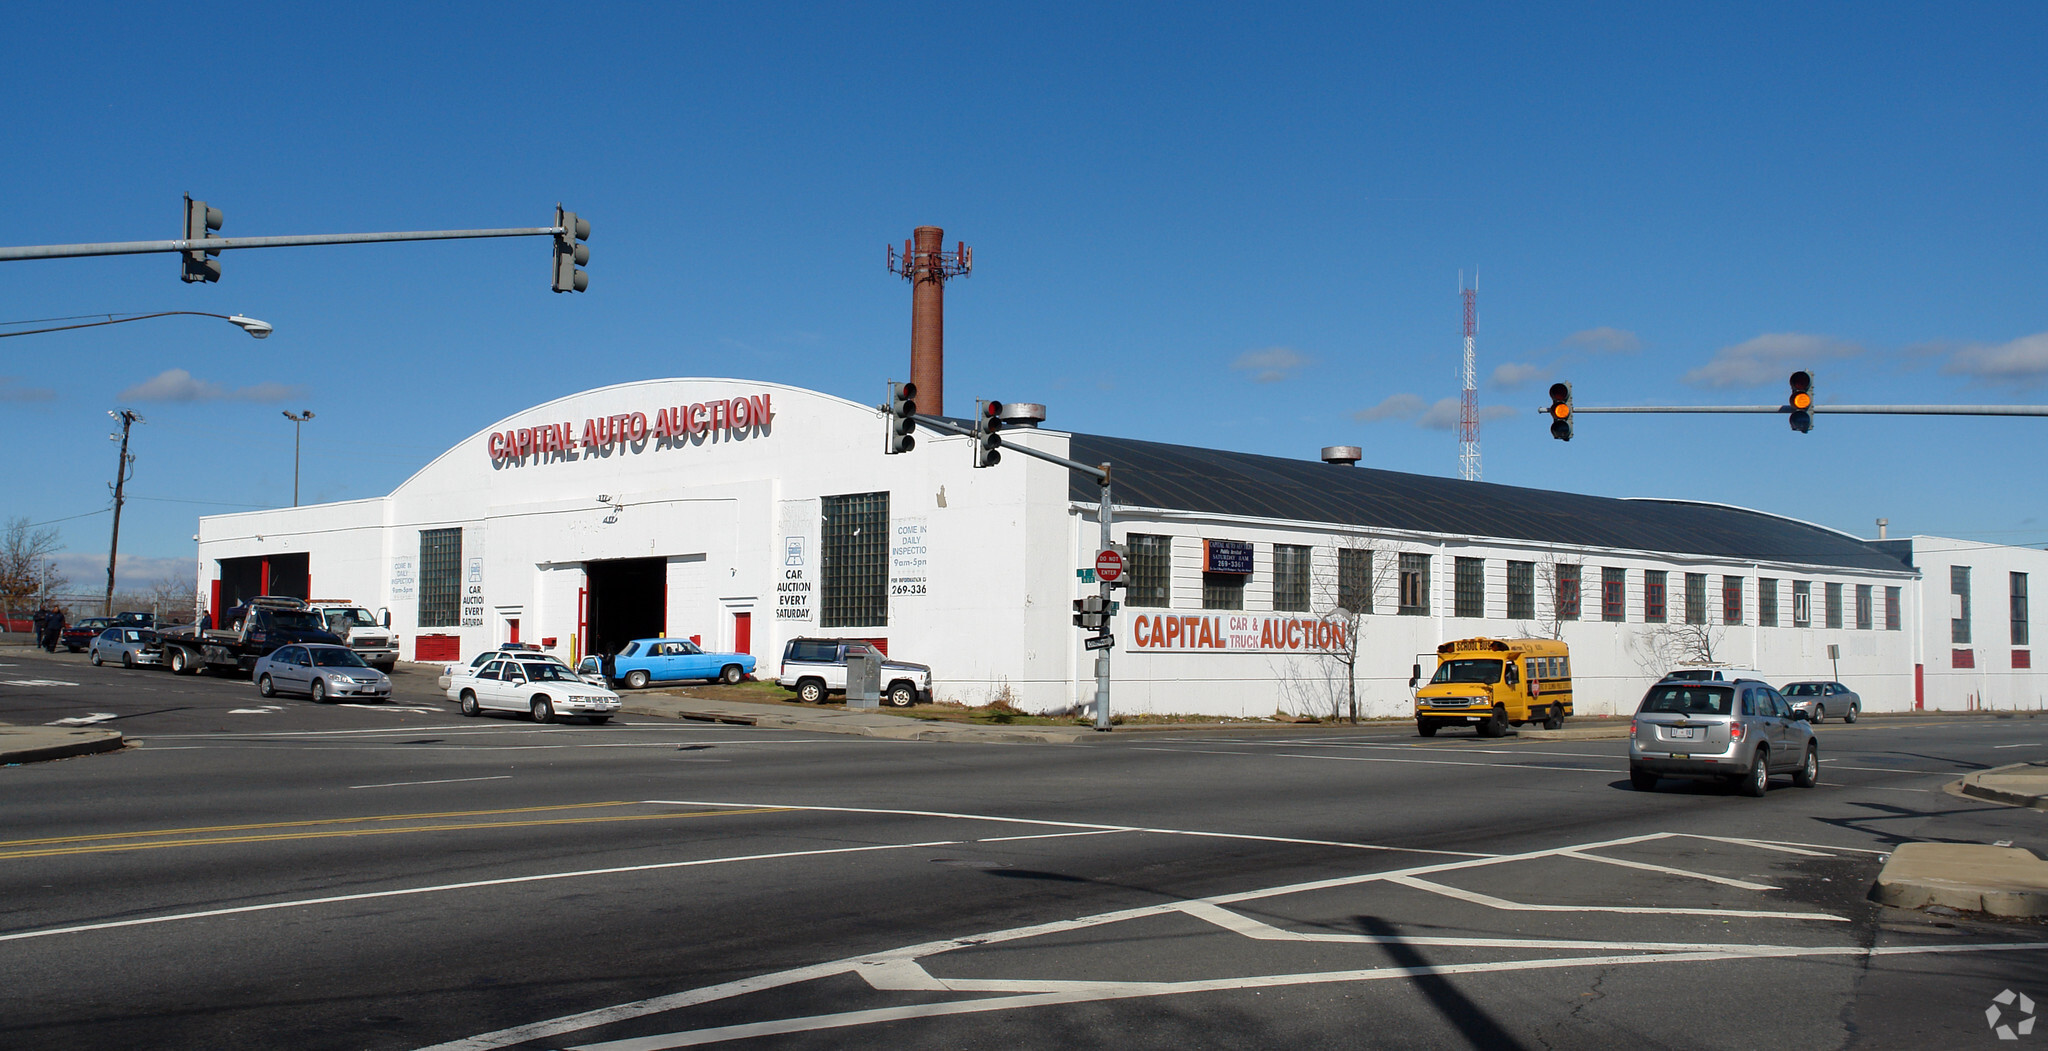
[194,377,2044,718]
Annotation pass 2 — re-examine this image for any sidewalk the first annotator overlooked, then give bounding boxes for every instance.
[1868,761,2048,919]
[0,724,125,765]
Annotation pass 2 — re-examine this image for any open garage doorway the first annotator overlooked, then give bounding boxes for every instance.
[585,557,665,658]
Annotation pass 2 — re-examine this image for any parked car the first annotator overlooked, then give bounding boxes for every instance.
[89,627,162,668]
[438,646,596,690]
[113,611,156,628]
[776,637,932,708]
[1628,677,1818,796]
[594,638,756,690]
[447,657,621,723]
[62,617,114,652]
[1780,681,1861,723]
[254,644,393,702]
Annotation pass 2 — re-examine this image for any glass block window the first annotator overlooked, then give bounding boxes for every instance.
[1825,583,1844,629]
[1684,573,1707,625]
[1793,581,1811,627]
[1885,586,1901,631]
[1454,557,1486,618]
[1596,568,1622,622]
[1952,566,1971,645]
[1506,561,1535,620]
[1759,578,1779,627]
[1274,544,1310,612]
[821,492,889,628]
[1856,584,1873,630]
[1126,534,1171,608]
[1203,572,1244,610]
[1557,564,1581,621]
[418,528,462,627]
[1398,553,1430,616]
[1723,576,1744,625]
[1644,571,1666,623]
[2014,572,2030,646]
[1338,548,1373,616]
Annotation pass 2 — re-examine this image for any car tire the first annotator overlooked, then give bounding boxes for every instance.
[797,678,825,704]
[258,674,277,698]
[1741,748,1770,797]
[122,651,135,669]
[459,690,480,717]
[624,670,650,690]
[1543,704,1564,731]
[310,679,327,704]
[1813,704,1825,724]
[1793,744,1819,788]
[169,648,191,675]
[1477,707,1507,738]
[66,644,82,653]
[90,650,103,666]
[1844,704,1859,724]
[1630,767,1659,792]
[531,697,554,724]
[1417,720,1439,738]
[886,682,915,708]
[720,664,744,686]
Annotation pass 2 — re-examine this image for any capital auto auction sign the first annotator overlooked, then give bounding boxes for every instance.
[1129,612,1347,653]
[487,392,773,466]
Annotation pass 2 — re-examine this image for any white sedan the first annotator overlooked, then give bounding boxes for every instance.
[438,648,602,691]
[446,658,622,724]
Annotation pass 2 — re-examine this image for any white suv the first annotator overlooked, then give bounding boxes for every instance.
[776,638,932,708]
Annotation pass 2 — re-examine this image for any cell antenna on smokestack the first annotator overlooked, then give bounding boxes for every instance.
[888,227,972,418]
[1458,270,1481,482]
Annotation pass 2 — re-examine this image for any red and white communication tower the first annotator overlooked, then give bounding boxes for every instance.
[1458,272,1481,482]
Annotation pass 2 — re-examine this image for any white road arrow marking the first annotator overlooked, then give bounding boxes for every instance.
[47,712,118,726]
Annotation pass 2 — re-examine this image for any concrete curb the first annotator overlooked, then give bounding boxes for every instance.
[1872,842,2048,918]
[1956,761,2048,810]
[0,725,126,765]
[619,696,1091,744]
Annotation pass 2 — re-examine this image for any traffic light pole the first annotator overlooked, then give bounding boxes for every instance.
[908,413,1116,729]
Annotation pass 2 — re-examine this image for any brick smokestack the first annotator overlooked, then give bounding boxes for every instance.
[909,226,946,416]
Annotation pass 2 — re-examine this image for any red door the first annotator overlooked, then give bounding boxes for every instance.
[733,612,751,655]
[507,618,520,644]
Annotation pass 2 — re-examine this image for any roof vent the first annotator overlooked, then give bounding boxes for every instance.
[999,403,1047,428]
[1320,445,1362,466]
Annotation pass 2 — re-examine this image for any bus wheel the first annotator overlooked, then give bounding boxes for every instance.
[1477,708,1507,738]
[1543,704,1564,731]
[1416,720,1439,738]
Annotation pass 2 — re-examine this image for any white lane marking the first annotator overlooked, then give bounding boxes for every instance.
[546,943,2048,1051]
[338,704,443,714]
[1385,875,1842,921]
[1863,786,1932,793]
[350,775,515,789]
[1993,743,2042,749]
[1557,850,1778,891]
[46,712,117,726]
[138,726,828,740]
[641,799,1494,857]
[976,830,1128,844]
[1138,745,1610,774]
[5,679,78,687]
[227,707,283,715]
[1173,901,1800,952]
[1670,833,1888,856]
[1827,765,1954,774]
[1255,740,1627,759]
[0,840,962,946]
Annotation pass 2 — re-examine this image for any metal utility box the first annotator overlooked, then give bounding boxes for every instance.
[846,649,882,709]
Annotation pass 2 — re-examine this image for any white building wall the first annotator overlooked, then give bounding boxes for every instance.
[1908,536,2047,711]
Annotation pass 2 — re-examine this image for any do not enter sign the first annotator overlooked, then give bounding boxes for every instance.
[1095,549,1125,582]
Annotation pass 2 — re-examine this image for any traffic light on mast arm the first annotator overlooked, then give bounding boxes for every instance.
[552,205,590,292]
[973,399,1004,468]
[1788,371,1814,433]
[885,380,917,454]
[181,194,223,283]
[1545,382,1573,441]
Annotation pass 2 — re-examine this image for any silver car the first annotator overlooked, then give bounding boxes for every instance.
[1629,677,1819,796]
[1781,681,1861,723]
[89,627,162,669]
[255,643,393,703]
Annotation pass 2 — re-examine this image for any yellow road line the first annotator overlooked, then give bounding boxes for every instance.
[0,800,644,849]
[0,807,791,860]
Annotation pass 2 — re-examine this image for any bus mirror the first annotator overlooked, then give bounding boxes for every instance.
[1408,663,1421,688]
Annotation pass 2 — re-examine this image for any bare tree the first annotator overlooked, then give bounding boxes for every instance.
[1626,620,1725,680]
[0,517,64,611]
[1301,535,1398,723]
[1521,549,1576,641]
[147,574,198,622]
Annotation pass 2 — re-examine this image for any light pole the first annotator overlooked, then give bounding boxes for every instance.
[283,410,315,506]
[0,310,272,339]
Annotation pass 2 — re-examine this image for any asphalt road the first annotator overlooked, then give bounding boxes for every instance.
[3,647,2045,1050]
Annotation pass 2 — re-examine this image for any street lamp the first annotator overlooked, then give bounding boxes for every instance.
[283,410,315,506]
[0,311,273,339]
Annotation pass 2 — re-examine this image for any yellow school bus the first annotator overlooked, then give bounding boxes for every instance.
[1409,637,1573,738]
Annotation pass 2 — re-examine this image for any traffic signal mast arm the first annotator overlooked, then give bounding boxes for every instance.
[906,413,1111,483]
[1555,404,2048,416]
[0,224,573,260]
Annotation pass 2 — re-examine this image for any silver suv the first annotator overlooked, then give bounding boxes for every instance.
[777,638,932,708]
[1629,677,1819,796]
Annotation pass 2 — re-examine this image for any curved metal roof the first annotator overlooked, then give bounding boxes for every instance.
[1066,433,1908,573]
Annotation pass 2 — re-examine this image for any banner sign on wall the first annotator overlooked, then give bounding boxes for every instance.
[1204,539,1253,574]
[890,517,928,598]
[1129,612,1347,653]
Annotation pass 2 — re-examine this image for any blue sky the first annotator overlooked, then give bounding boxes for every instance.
[7,2,2046,592]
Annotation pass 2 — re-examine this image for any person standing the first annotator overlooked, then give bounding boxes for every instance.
[31,607,49,650]
[46,608,65,652]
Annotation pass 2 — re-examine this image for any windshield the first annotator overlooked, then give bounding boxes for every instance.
[312,648,369,668]
[323,608,379,629]
[1782,683,1820,696]
[521,663,576,682]
[1638,684,1734,715]
[264,610,326,632]
[1430,659,1503,685]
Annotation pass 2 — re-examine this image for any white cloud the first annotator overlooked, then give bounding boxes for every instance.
[1682,333,1861,389]
[1479,405,1519,423]
[1353,393,1424,422]
[1489,362,1547,390]
[1418,398,1464,430]
[1562,326,1642,353]
[1941,331,2048,387]
[118,369,308,403]
[0,376,56,402]
[1231,346,1313,383]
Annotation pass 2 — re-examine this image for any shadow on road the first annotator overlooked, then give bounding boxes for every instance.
[1353,913,1529,1050]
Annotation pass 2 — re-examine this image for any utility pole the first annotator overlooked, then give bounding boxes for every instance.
[104,409,141,616]
[283,410,315,506]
